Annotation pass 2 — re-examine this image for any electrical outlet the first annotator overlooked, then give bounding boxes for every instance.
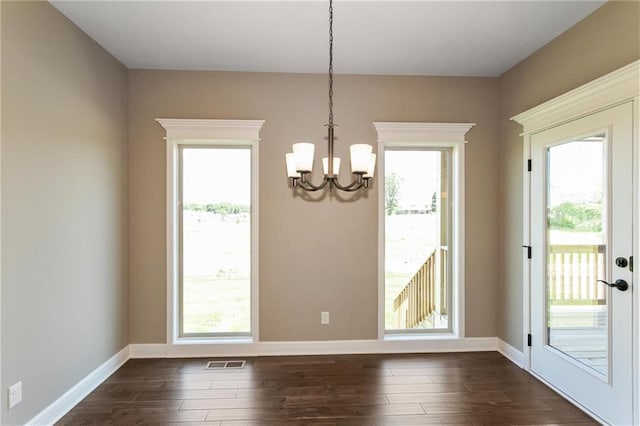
[8,381,22,409]
[321,311,330,325]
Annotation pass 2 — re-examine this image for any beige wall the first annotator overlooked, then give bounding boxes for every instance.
[497,0,640,350]
[128,71,500,342]
[1,2,128,424]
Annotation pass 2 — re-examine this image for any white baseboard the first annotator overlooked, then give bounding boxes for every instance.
[129,337,499,358]
[128,343,169,358]
[259,340,377,356]
[497,338,525,368]
[379,337,498,354]
[27,346,130,426]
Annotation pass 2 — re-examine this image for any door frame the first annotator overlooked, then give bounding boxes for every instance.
[512,60,639,424]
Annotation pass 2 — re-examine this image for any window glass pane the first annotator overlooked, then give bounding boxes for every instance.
[181,147,251,335]
[385,149,450,331]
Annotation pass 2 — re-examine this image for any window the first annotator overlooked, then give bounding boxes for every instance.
[374,122,473,338]
[158,119,263,342]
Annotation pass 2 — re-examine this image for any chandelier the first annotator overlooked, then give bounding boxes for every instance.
[285,0,376,192]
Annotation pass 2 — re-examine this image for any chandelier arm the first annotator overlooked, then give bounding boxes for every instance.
[297,174,330,192]
[331,175,366,192]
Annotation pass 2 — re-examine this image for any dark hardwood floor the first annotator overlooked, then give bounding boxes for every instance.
[57,352,598,425]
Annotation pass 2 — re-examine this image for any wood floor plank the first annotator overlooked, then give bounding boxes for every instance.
[209,379,270,389]
[283,394,390,408]
[96,381,165,393]
[235,385,329,398]
[74,399,185,411]
[204,407,299,421]
[420,399,551,415]
[386,390,510,404]
[56,352,599,425]
[109,408,209,424]
[220,418,378,426]
[374,413,472,425]
[135,388,239,401]
[389,367,489,376]
[181,396,286,410]
[161,380,214,390]
[429,372,532,384]
[466,408,595,425]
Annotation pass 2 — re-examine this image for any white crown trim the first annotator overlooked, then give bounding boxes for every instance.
[156,118,265,141]
[373,122,475,144]
[511,60,640,135]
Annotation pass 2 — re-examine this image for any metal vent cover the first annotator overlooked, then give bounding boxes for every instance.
[206,360,246,369]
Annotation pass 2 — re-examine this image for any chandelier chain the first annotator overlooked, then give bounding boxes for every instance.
[328,0,334,126]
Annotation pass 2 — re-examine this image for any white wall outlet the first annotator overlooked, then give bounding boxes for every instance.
[8,381,22,409]
[321,311,330,325]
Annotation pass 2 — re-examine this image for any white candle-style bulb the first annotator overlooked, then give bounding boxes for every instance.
[350,144,373,173]
[364,153,376,178]
[292,142,315,172]
[285,153,300,178]
[322,157,341,176]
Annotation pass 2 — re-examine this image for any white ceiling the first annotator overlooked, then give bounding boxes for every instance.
[50,0,605,77]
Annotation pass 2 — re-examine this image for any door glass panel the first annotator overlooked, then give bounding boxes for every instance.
[546,134,607,376]
[384,149,451,332]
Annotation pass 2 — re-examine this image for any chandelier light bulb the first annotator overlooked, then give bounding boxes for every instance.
[286,153,301,178]
[364,153,376,179]
[322,157,341,176]
[292,142,315,172]
[350,144,373,173]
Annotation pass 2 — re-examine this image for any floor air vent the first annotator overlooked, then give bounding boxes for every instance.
[206,360,246,369]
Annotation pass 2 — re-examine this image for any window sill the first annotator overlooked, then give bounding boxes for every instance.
[173,337,255,345]
[383,332,459,341]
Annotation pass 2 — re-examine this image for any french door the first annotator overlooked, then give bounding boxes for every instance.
[530,102,633,424]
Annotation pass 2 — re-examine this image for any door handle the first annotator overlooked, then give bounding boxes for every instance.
[597,279,629,292]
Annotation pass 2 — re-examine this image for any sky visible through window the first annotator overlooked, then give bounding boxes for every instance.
[182,148,251,205]
[385,150,440,210]
[548,137,604,207]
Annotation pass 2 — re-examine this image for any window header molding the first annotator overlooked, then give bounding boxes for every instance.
[373,122,475,145]
[156,119,265,142]
[511,60,639,136]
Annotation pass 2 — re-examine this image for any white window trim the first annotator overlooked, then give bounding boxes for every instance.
[157,119,265,344]
[374,122,475,340]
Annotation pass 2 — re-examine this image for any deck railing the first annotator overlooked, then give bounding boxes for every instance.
[548,244,606,305]
[392,244,605,330]
[393,249,438,329]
